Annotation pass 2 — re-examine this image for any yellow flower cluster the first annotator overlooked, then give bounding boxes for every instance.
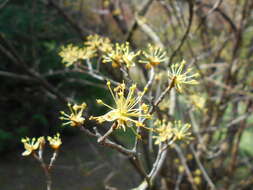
[102,42,140,68]
[173,120,193,141]
[188,94,207,113]
[153,120,173,144]
[21,137,45,156]
[61,35,162,69]
[153,120,193,144]
[168,60,199,92]
[59,44,96,67]
[85,34,113,53]
[90,81,151,131]
[57,35,201,144]
[21,134,62,156]
[193,169,202,185]
[60,103,87,127]
[139,44,167,69]
[59,35,200,97]
[47,133,62,150]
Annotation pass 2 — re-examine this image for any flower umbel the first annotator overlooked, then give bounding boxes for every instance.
[90,81,151,131]
[60,103,87,127]
[139,44,167,69]
[188,94,207,113]
[102,42,140,68]
[47,133,62,150]
[21,136,45,156]
[85,34,113,53]
[59,44,96,67]
[153,120,174,144]
[153,120,193,144]
[168,60,199,92]
[172,120,193,142]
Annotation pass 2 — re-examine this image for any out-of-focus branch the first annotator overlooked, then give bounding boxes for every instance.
[77,64,120,86]
[0,70,31,80]
[126,0,154,42]
[194,0,223,33]
[169,0,194,64]
[195,2,238,34]
[190,145,216,190]
[174,145,198,190]
[205,77,253,99]
[0,0,9,10]
[226,100,252,182]
[135,16,164,48]
[0,37,67,104]
[46,0,91,38]
[108,0,128,34]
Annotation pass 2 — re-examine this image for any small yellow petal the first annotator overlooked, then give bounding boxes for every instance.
[22,150,32,156]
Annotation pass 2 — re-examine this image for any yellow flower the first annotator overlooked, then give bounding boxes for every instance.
[85,34,113,53]
[172,120,193,142]
[60,103,87,127]
[194,169,202,176]
[187,153,193,160]
[59,44,96,67]
[178,165,185,173]
[193,176,202,185]
[153,120,193,144]
[112,9,121,16]
[153,119,174,144]
[103,0,110,8]
[188,94,207,113]
[174,158,180,164]
[89,81,151,131]
[139,44,167,69]
[21,136,45,156]
[168,60,199,92]
[47,133,62,150]
[102,42,140,68]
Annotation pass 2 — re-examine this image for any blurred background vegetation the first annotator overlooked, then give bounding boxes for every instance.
[0,0,104,152]
[0,0,253,189]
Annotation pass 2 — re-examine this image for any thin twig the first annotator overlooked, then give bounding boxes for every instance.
[195,2,238,34]
[97,123,117,143]
[190,145,216,190]
[48,150,59,171]
[174,145,198,190]
[0,0,9,10]
[0,39,67,104]
[46,0,91,38]
[169,0,194,64]
[133,67,155,151]
[133,143,168,190]
[148,143,168,181]
[135,16,164,48]
[175,173,184,190]
[125,0,154,42]
[194,0,223,33]
[152,78,175,113]
[93,127,136,156]
[33,152,52,190]
[0,70,31,80]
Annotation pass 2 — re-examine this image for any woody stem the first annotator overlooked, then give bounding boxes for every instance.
[97,122,117,143]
